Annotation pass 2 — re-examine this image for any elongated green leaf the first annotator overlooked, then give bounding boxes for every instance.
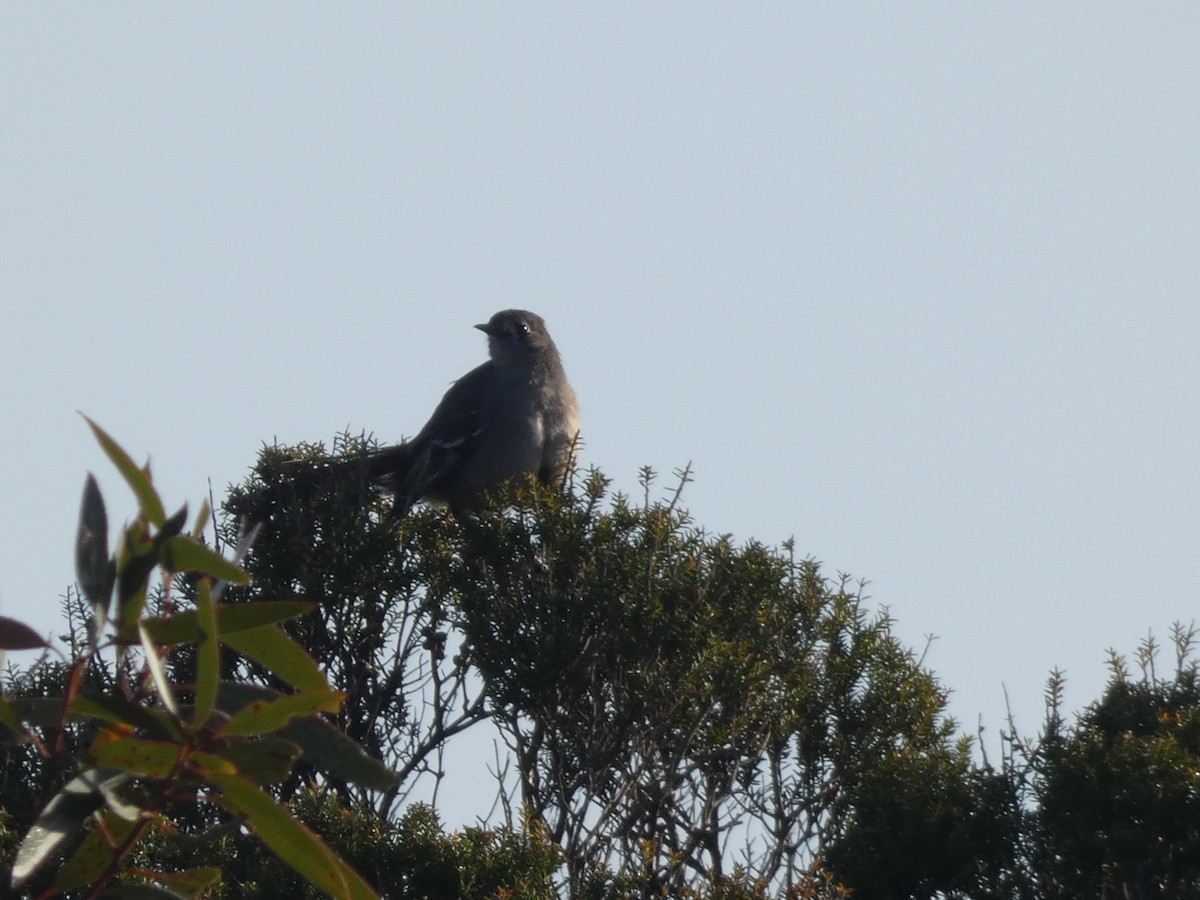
[141,866,222,897]
[160,503,189,541]
[217,736,301,784]
[83,415,166,525]
[92,767,143,822]
[11,768,129,887]
[223,624,327,692]
[140,621,179,715]
[0,616,48,650]
[191,501,212,540]
[222,689,344,737]
[192,580,219,728]
[217,683,400,791]
[117,538,157,629]
[279,718,401,792]
[121,601,314,646]
[8,696,69,727]
[184,752,242,780]
[223,522,260,570]
[160,535,248,584]
[53,808,140,891]
[90,732,185,778]
[90,731,236,780]
[76,473,112,614]
[211,522,261,604]
[10,697,178,754]
[217,682,282,710]
[209,772,377,899]
[69,694,181,741]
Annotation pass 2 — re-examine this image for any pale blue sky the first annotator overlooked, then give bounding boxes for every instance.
[3,5,1199,819]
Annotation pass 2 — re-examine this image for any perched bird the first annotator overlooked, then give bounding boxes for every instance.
[364,309,581,517]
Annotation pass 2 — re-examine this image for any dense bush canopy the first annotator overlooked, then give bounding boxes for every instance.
[1,430,1198,898]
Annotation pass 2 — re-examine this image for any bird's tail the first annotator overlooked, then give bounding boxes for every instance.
[362,442,427,520]
[275,441,423,519]
[362,443,413,484]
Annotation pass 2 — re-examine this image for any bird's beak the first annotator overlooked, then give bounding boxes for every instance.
[475,322,494,335]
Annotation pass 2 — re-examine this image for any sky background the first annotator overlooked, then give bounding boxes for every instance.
[3,5,1199,822]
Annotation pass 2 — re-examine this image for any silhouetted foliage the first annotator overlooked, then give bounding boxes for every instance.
[1025,624,1200,899]
[4,428,1200,898]
[133,791,562,899]
[220,435,490,819]
[215,436,1007,896]
[0,422,384,898]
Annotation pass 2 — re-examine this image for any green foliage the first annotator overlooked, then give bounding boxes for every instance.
[134,791,562,898]
[393,804,562,900]
[0,421,385,898]
[825,747,1020,899]
[8,426,1200,898]
[1027,624,1200,899]
[220,435,487,818]
[404,464,989,894]
[212,437,993,895]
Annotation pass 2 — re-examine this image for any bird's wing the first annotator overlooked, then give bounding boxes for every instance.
[405,362,493,498]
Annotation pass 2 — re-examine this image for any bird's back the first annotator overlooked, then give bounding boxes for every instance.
[366,309,580,515]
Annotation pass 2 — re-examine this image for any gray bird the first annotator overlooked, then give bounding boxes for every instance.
[365,309,581,516]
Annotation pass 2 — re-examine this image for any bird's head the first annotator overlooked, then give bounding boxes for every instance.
[476,309,555,364]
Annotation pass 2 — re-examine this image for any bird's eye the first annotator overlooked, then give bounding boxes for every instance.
[518,322,530,334]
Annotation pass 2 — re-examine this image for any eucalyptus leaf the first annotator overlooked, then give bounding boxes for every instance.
[217,683,400,792]
[82,415,166,525]
[139,622,178,716]
[209,771,377,899]
[120,601,315,646]
[223,624,328,692]
[0,616,49,651]
[53,808,139,891]
[160,535,248,585]
[75,473,112,615]
[11,768,130,887]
